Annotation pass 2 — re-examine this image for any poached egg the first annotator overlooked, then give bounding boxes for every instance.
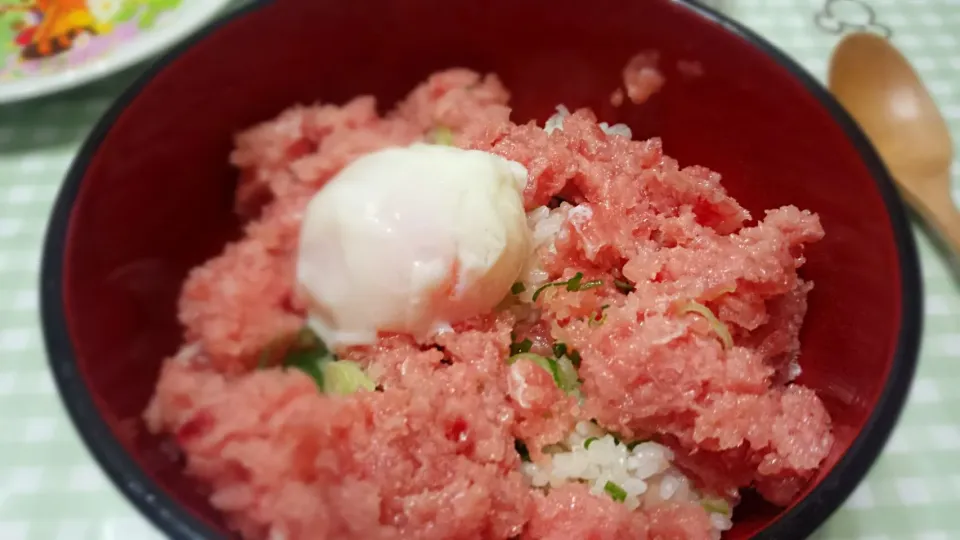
[296,144,531,347]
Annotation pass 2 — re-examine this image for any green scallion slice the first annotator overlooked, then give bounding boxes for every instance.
[511,282,526,294]
[531,278,568,302]
[589,305,610,327]
[626,440,645,451]
[258,326,327,370]
[614,278,635,293]
[265,326,333,388]
[263,327,377,395]
[508,352,580,395]
[554,355,580,393]
[284,349,328,387]
[577,279,605,291]
[675,301,734,349]
[432,126,454,145]
[508,353,559,383]
[703,283,737,301]
[584,437,599,449]
[294,326,323,350]
[531,272,605,302]
[604,481,627,503]
[321,360,376,395]
[510,338,533,356]
[701,497,731,515]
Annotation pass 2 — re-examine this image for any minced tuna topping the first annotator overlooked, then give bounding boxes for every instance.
[144,67,833,540]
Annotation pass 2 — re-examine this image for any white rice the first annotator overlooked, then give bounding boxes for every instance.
[544,104,633,139]
[786,359,802,381]
[518,200,602,297]
[521,421,733,538]
[543,105,570,134]
[512,105,733,534]
[526,205,566,252]
[516,205,569,300]
[173,342,203,364]
[515,103,732,537]
[515,103,631,292]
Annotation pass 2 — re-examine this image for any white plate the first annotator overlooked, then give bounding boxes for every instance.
[0,0,233,104]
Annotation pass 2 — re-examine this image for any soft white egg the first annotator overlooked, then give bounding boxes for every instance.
[296,144,531,347]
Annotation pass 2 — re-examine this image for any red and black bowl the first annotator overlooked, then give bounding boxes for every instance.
[40,0,923,538]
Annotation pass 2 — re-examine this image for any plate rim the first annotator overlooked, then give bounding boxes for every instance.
[0,0,234,104]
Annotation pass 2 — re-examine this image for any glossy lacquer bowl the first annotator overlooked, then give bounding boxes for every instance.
[40,0,922,538]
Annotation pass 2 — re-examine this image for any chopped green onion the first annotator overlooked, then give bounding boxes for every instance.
[702,283,737,302]
[432,126,454,145]
[584,437,599,449]
[568,350,582,368]
[515,440,531,462]
[510,338,533,356]
[614,278,636,293]
[294,326,322,350]
[531,277,568,302]
[555,358,578,388]
[509,352,580,395]
[589,305,610,327]
[578,279,605,291]
[262,327,377,395]
[511,282,527,294]
[282,347,330,388]
[321,360,376,395]
[508,353,559,380]
[604,481,628,503]
[701,497,731,515]
[531,272,604,302]
[675,301,734,349]
[264,327,333,388]
[258,326,328,370]
[554,355,580,393]
[553,342,584,368]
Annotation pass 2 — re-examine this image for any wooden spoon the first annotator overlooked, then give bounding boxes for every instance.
[828,32,960,256]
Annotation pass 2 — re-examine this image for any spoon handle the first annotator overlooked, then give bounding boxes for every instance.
[901,174,960,257]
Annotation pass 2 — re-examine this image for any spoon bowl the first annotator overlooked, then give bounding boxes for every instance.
[829,32,960,257]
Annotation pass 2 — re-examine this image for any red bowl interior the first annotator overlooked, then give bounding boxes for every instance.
[44,0,921,538]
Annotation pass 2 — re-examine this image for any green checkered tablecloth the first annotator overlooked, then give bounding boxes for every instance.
[1,1,958,539]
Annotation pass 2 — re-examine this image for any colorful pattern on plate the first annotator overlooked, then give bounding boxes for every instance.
[0,0,181,81]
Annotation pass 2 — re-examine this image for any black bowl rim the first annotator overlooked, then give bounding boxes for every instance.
[40,1,923,539]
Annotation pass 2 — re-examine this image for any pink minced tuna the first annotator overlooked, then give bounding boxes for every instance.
[145,68,833,539]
